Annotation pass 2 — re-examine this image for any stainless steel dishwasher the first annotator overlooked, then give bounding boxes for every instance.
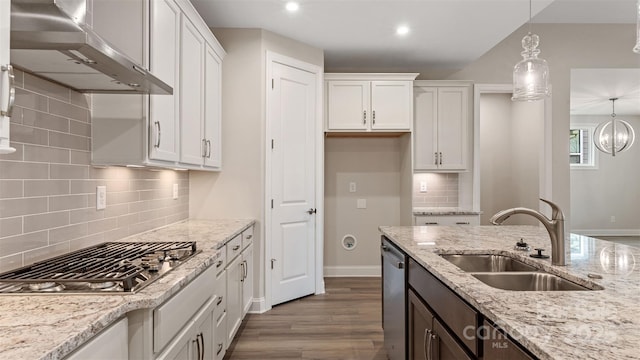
[381,236,406,360]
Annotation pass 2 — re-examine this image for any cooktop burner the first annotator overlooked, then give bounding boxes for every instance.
[0,241,199,294]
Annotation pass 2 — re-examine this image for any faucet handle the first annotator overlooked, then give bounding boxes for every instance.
[530,248,550,259]
[539,198,564,220]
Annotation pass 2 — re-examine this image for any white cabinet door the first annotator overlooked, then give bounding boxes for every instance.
[149,0,180,162]
[437,87,468,170]
[326,81,370,130]
[194,302,215,360]
[203,44,222,169]
[414,84,470,171]
[414,86,439,170]
[370,81,413,130]
[241,243,254,316]
[179,15,205,166]
[225,255,243,345]
[65,317,128,360]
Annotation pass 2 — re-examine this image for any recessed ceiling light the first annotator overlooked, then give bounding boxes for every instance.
[396,25,410,36]
[285,2,299,12]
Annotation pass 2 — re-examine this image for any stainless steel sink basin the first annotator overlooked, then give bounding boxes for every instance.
[440,254,539,272]
[472,273,592,291]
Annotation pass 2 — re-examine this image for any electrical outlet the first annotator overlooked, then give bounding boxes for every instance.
[173,183,179,199]
[96,186,106,210]
[420,181,427,192]
[349,182,356,193]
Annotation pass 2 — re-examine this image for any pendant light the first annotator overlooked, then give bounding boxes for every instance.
[593,98,636,156]
[634,0,640,53]
[512,0,550,101]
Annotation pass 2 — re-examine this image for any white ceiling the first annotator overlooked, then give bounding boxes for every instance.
[571,69,640,116]
[190,0,636,72]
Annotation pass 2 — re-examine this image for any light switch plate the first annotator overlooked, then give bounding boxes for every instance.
[96,186,106,210]
[173,184,179,199]
[357,198,367,209]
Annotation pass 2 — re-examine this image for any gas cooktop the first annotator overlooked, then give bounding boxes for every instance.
[0,241,200,294]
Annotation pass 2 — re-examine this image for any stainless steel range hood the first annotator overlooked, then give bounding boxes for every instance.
[10,0,172,95]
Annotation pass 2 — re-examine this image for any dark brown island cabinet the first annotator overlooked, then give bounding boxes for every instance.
[382,235,536,360]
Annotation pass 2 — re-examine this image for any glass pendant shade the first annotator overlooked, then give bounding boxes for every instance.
[593,99,636,156]
[512,33,550,101]
[634,0,640,53]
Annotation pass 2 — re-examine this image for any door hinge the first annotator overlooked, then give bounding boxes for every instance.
[271,139,274,149]
[271,199,274,209]
[271,258,276,269]
[272,78,274,89]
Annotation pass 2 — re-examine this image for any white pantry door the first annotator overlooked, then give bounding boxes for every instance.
[269,60,317,306]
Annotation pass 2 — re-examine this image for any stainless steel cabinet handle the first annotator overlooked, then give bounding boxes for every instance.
[206,140,211,158]
[243,260,248,279]
[232,245,240,251]
[426,329,434,360]
[216,260,223,268]
[363,110,367,124]
[240,262,245,282]
[154,121,161,148]
[202,139,207,157]
[456,222,470,225]
[423,329,430,360]
[424,222,439,225]
[193,333,202,360]
[216,296,223,306]
[216,343,223,356]
[245,234,252,240]
[1,65,15,117]
[199,332,205,360]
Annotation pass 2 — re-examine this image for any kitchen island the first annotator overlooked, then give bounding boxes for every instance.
[0,218,254,360]
[380,225,640,360]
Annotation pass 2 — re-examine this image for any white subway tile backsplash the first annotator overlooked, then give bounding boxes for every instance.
[413,173,459,208]
[0,74,189,271]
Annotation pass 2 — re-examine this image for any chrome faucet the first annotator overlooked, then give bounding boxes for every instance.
[490,198,567,266]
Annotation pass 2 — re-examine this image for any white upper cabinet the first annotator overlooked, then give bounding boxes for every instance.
[414,81,472,171]
[325,73,418,132]
[179,15,205,166]
[149,0,180,162]
[91,0,226,171]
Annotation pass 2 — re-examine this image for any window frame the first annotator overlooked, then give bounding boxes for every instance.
[569,124,598,170]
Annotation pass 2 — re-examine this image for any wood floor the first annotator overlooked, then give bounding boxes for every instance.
[224,277,388,360]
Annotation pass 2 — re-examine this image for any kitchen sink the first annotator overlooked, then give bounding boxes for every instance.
[440,254,539,272]
[471,273,593,291]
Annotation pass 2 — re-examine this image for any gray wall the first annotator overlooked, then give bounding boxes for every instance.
[324,137,402,275]
[570,115,640,235]
[447,23,640,227]
[0,71,189,273]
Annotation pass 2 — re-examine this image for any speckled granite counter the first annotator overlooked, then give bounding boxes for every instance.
[379,225,640,360]
[0,219,254,360]
[413,207,482,216]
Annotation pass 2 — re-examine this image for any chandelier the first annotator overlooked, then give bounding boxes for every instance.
[593,98,636,156]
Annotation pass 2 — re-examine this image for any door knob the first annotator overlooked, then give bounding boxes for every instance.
[307,208,317,214]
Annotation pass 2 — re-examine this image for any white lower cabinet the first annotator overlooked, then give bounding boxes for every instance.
[414,214,480,226]
[226,252,243,344]
[242,242,254,316]
[157,297,215,360]
[64,317,128,360]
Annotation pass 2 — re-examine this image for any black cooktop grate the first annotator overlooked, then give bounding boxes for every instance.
[0,241,197,292]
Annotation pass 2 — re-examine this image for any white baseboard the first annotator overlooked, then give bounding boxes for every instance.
[248,297,268,314]
[572,229,640,237]
[323,265,381,277]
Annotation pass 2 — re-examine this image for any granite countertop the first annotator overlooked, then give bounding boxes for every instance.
[379,225,640,360]
[0,218,255,360]
[413,207,482,215]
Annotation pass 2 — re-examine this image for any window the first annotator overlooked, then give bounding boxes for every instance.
[569,125,597,168]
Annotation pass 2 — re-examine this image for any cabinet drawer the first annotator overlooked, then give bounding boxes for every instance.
[242,226,254,249]
[153,264,216,353]
[214,247,227,275]
[214,312,227,360]
[226,234,242,262]
[408,258,478,356]
[482,320,534,360]
[414,215,480,226]
[213,269,226,321]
